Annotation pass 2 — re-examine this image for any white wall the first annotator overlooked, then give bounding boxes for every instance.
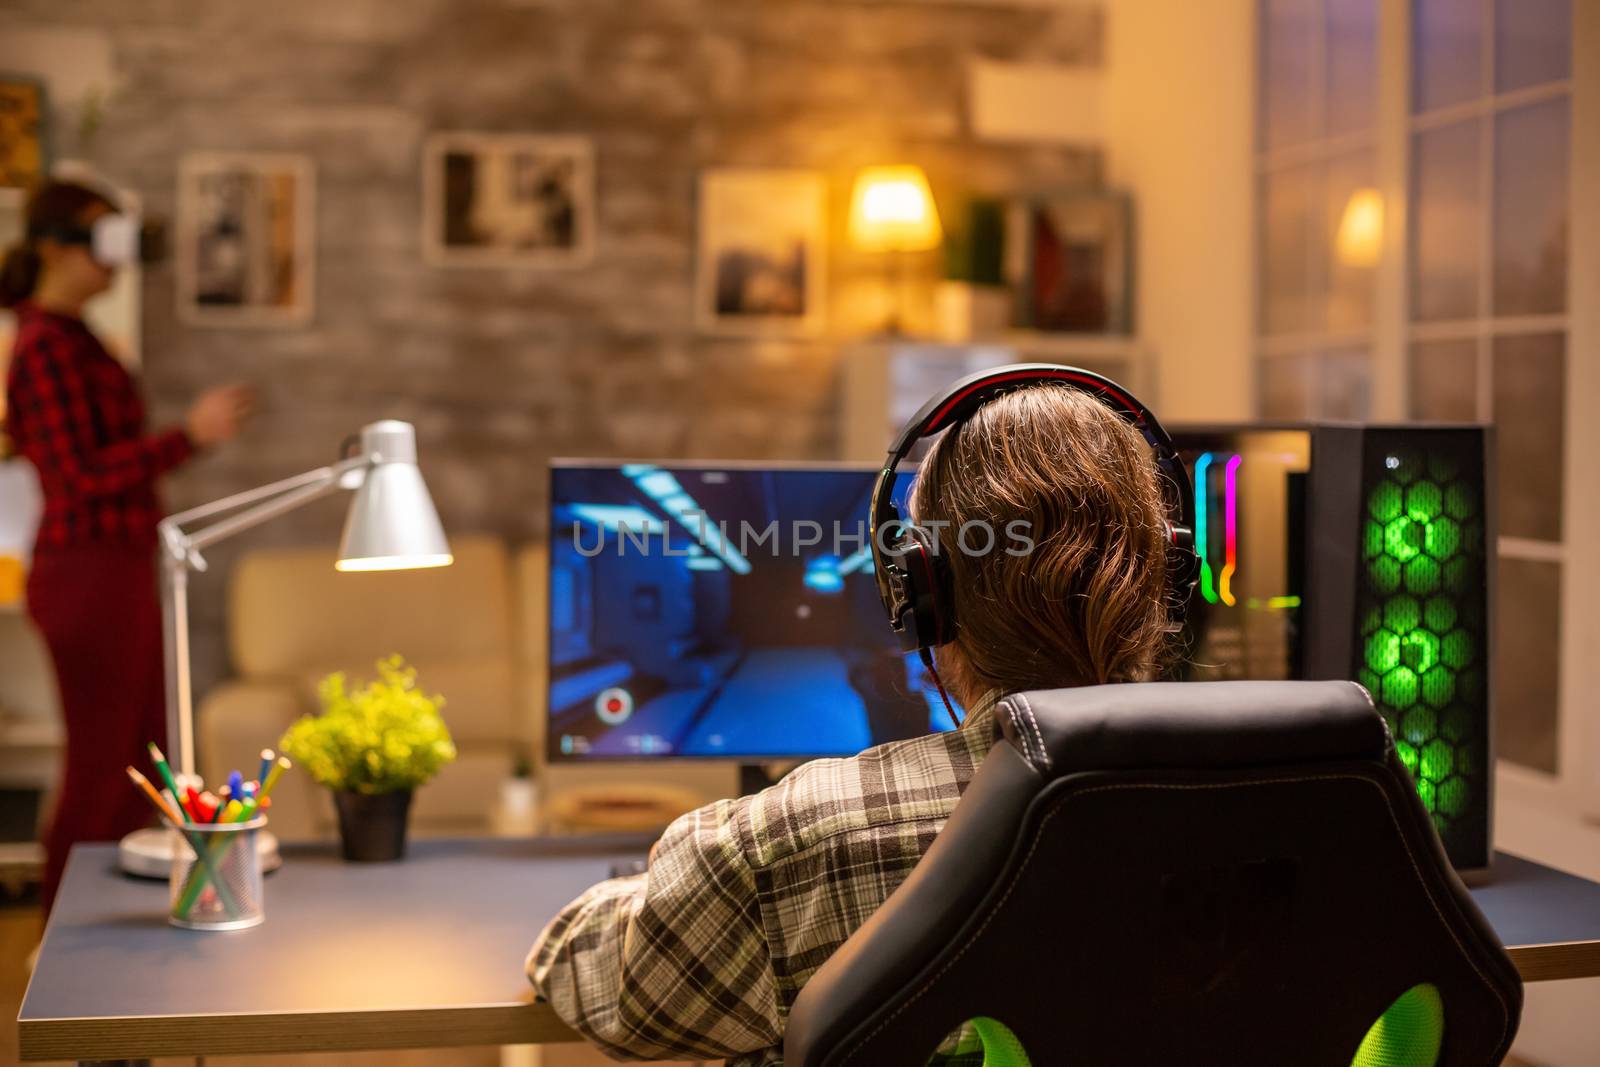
[1103,0,1255,421]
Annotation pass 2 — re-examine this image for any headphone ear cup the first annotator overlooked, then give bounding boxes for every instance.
[880,528,957,651]
[1165,522,1200,623]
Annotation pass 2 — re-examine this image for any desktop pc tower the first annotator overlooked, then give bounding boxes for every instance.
[1172,425,1494,872]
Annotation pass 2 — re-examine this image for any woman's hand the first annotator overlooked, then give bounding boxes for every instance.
[186,384,256,447]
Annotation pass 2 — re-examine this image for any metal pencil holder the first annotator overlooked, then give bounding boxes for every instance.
[167,816,267,930]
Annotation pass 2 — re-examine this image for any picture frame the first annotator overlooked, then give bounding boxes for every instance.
[421,132,595,268]
[1007,191,1133,335]
[175,152,315,328]
[0,74,47,190]
[696,168,827,337]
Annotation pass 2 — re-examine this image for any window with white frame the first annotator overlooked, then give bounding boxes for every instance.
[1256,0,1380,421]
[1256,0,1573,777]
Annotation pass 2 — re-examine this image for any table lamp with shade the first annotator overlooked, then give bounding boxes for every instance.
[118,420,453,876]
[848,164,943,334]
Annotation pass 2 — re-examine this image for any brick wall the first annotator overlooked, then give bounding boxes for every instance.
[6,0,1102,694]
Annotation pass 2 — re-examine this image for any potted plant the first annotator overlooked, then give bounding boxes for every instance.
[280,655,456,862]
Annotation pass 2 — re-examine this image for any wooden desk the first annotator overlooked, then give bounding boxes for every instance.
[18,841,1600,1063]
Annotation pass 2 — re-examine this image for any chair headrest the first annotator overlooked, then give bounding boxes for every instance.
[994,680,1388,777]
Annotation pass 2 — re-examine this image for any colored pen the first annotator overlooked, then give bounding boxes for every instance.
[126,767,184,825]
[227,770,244,801]
[257,749,275,789]
[147,743,191,823]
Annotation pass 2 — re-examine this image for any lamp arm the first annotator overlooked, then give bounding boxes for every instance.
[159,456,370,563]
[158,453,369,775]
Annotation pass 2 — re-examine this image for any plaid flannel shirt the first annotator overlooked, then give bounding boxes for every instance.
[4,302,193,551]
[528,691,1003,1065]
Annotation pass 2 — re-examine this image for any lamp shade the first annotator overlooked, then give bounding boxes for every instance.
[335,420,453,572]
[1336,187,1384,268]
[848,165,943,253]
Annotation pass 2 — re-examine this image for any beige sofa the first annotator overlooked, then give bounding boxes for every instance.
[199,536,735,841]
[198,535,520,840]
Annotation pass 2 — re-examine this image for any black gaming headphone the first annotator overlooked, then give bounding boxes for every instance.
[869,363,1199,656]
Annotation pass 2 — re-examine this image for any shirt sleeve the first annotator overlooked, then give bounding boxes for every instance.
[527,797,782,1059]
[7,331,193,502]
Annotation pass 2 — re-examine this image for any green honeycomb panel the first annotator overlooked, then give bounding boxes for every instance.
[1401,706,1437,747]
[1404,556,1441,595]
[1407,482,1443,523]
[1424,597,1457,633]
[1357,436,1488,866]
[1402,631,1440,673]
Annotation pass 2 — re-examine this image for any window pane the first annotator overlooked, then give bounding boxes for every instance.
[1316,348,1371,419]
[1261,165,1315,335]
[1496,0,1571,94]
[1258,353,1314,418]
[1496,555,1561,774]
[1325,151,1377,332]
[1326,0,1378,136]
[1493,98,1569,316]
[1411,120,1481,322]
[1409,339,1479,421]
[1262,0,1316,150]
[1492,333,1565,542]
[1414,0,1484,113]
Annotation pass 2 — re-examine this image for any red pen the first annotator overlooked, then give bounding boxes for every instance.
[196,790,220,822]
[183,785,203,821]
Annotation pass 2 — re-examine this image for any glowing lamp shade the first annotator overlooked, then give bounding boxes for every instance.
[848,165,943,253]
[1336,188,1384,268]
[335,420,453,572]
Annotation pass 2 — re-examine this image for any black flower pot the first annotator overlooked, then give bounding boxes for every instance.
[333,789,413,862]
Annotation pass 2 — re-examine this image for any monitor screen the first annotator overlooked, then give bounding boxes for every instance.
[547,462,947,761]
[1170,429,1310,682]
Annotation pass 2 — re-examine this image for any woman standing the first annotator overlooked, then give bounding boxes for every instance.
[1,180,253,918]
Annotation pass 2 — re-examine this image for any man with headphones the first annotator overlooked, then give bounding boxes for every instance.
[528,365,1196,1065]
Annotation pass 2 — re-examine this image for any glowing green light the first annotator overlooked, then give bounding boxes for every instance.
[1358,667,1382,694]
[1421,665,1455,708]
[1420,739,1454,783]
[1416,778,1436,810]
[1404,556,1441,595]
[1402,706,1437,746]
[1444,483,1476,520]
[1402,631,1440,673]
[1425,516,1460,560]
[1370,482,1404,523]
[1365,631,1401,673]
[1265,595,1301,610]
[1385,517,1424,563]
[1364,520,1384,560]
[1407,481,1443,523]
[1443,557,1470,593]
[1438,777,1469,817]
[1382,666,1419,709]
[1440,630,1472,670]
[1361,606,1383,636]
[1373,556,1401,594]
[1397,741,1419,776]
[1384,595,1421,635]
[1424,597,1456,633]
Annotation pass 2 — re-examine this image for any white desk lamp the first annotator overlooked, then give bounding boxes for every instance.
[118,420,452,876]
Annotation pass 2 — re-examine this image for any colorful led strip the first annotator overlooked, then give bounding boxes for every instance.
[1218,454,1242,607]
[1194,452,1217,604]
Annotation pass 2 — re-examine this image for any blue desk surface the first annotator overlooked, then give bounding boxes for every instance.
[17,840,1600,1062]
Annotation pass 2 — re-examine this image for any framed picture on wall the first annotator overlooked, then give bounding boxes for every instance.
[176,153,315,327]
[696,168,826,337]
[422,132,594,268]
[0,75,47,189]
[1007,191,1133,335]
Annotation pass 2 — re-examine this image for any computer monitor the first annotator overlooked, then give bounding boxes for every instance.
[547,462,946,761]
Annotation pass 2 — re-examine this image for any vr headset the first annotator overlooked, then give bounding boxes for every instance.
[29,214,166,267]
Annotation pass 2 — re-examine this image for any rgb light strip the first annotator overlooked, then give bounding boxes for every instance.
[1219,454,1242,607]
[1194,453,1216,604]
[1193,452,1241,606]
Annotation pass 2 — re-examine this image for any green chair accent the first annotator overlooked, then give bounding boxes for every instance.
[1350,983,1444,1067]
[971,1017,1031,1067]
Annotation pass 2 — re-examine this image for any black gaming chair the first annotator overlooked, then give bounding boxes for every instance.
[785,680,1522,1067]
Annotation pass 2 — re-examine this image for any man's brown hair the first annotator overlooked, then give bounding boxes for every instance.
[910,384,1175,706]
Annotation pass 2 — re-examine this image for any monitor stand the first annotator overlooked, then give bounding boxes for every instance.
[739,763,792,797]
